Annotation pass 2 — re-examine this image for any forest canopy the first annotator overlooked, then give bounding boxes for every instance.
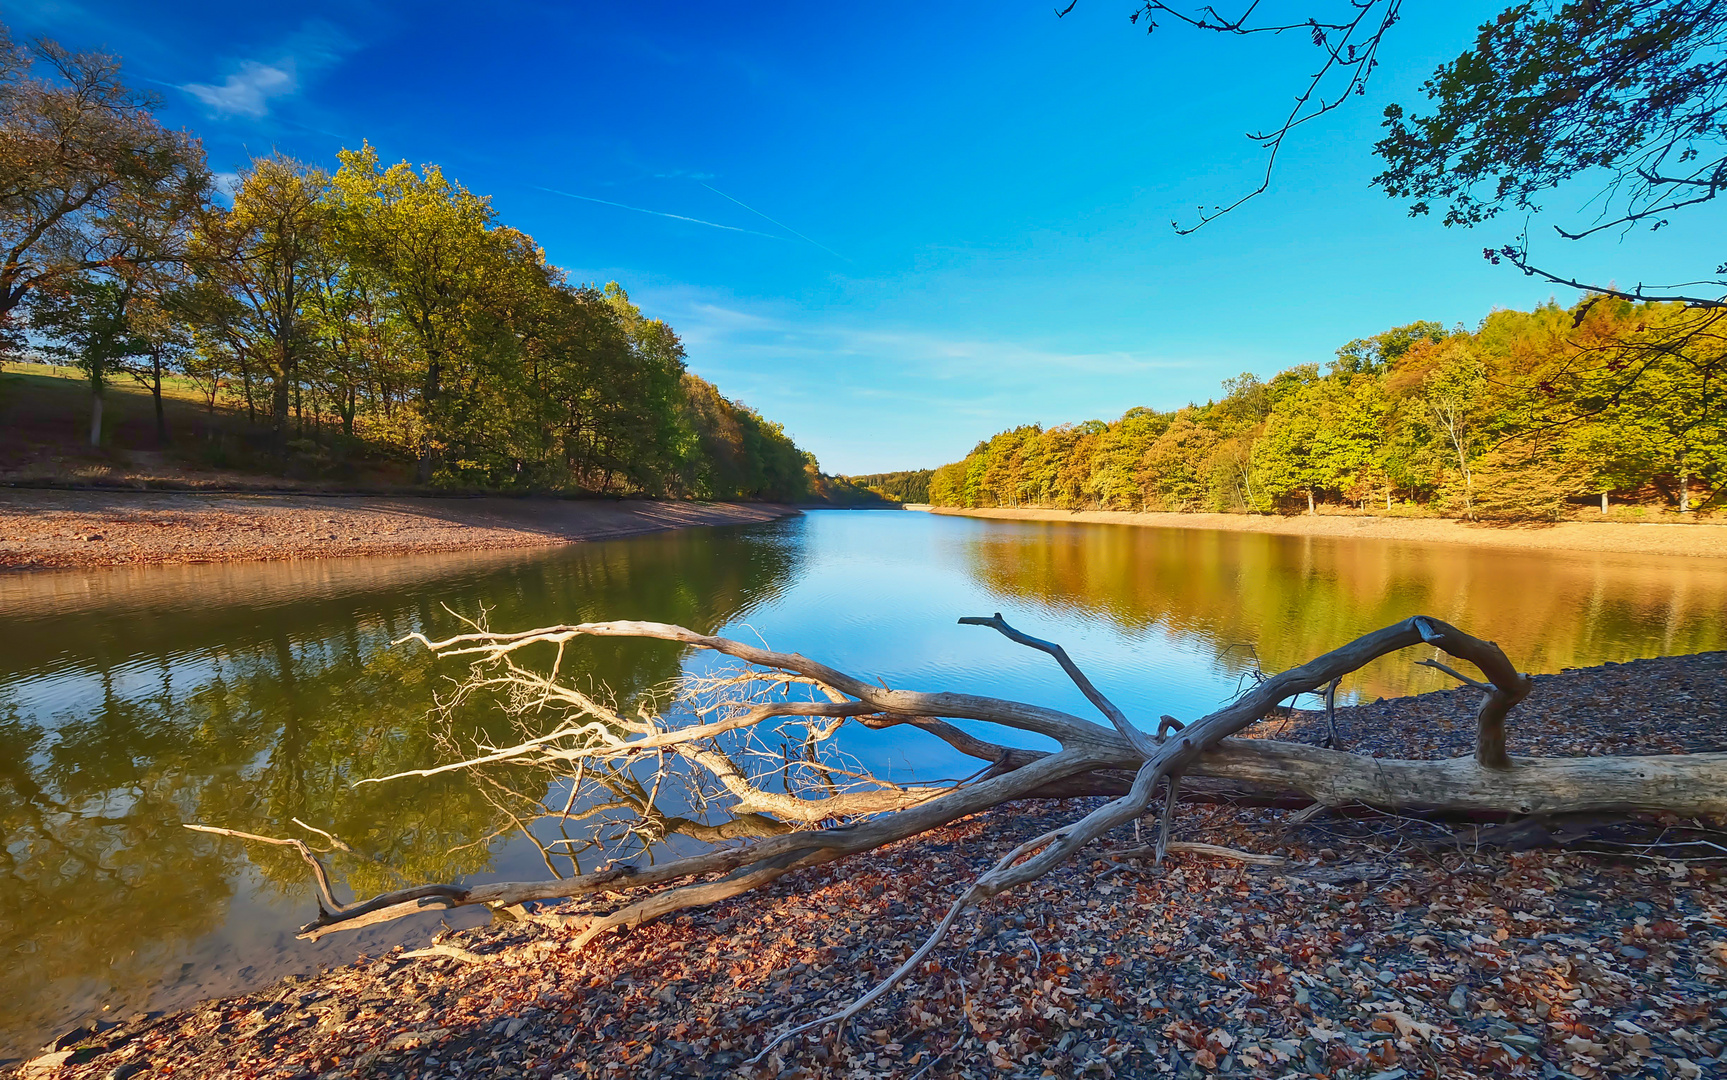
[844,469,934,504]
[928,299,1725,519]
[1,28,825,502]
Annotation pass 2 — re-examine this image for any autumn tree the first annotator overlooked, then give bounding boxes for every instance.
[0,28,206,336]
[30,274,147,445]
[325,143,510,481]
[192,156,328,447]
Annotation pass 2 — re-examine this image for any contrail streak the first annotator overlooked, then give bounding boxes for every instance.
[535,186,785,240]
[701,182,849,261]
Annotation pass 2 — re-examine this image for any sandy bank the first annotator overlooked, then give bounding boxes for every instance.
[0,491,798,571]
[921,504,1727,559]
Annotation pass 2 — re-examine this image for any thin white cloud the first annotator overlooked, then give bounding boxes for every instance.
[179,21,351,119]
[536,187,787,240]
[673,302,1185,383]
[183,60,297,118]
[602,286,1226,472]
[699,182,850,261]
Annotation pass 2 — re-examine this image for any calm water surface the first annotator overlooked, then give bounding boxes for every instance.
[4,509,1724,1055]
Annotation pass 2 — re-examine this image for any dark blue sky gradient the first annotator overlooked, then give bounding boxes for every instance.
[14,1,1723,471]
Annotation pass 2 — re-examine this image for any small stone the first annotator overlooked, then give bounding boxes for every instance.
[20,1051,74,1076]
[1618,945,1648,959]
[1447,987,1467,1013]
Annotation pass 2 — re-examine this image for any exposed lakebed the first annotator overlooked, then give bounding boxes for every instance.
[4,509,1725,1057]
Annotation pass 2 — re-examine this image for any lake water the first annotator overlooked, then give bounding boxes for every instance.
[4,508,1725,1056]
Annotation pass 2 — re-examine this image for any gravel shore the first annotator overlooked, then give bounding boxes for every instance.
[0,491,798,570]
[925,506,1727,560]
[10,654,1724,1080]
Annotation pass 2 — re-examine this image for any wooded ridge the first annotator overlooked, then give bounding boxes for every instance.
[928,303,1725,520]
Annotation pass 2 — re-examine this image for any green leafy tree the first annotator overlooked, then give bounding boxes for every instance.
[193,155,328,447]
[30,273,148,445]
[1374,0,1727,307]
[1333,321,1447,376]
[326,143,511,481]
[928,297,1724,520]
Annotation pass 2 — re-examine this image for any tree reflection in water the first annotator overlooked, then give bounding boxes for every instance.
[956,523,1727,701]
[5,513,1725,1055]
[0,523,802,1055]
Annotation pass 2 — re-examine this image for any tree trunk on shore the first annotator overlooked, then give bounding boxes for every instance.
[150,351,167,446]
[87,386,103,448]
[196,613,1727,1064]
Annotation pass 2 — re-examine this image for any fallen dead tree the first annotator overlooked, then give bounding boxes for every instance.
[192,613,1727,1060]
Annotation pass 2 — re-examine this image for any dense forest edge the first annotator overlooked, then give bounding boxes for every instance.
[0,27,876,505]
[842,468,934,504]
[926,301,1725,521]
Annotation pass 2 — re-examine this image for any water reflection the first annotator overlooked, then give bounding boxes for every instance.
[0,524,803,1056]
[955,520,1727,700]
[4,510,1724,1056]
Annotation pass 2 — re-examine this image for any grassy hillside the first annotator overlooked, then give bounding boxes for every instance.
[0,365,416,489]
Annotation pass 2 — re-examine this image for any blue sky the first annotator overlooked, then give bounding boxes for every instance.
[14,1,1723,472]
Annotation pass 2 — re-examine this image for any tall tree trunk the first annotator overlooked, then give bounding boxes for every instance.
[417,358,442,484]
[87,384,104,448]
[1307,488,1316,515]
[1680,467,1691,512]
[271,372,291,452]
[151,352,167,446]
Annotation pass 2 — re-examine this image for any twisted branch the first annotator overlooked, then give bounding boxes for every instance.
[198,612,1725,1069]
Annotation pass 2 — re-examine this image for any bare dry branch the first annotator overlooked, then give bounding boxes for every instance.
[1110,841,1287,866]
[175,612,1724,1067]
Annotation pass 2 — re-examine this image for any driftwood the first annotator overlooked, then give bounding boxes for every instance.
[188,613,1726,1062]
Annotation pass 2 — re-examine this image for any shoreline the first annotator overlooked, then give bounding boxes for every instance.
[919,504,1727,559]
[11,652,1723,1077]
[0,491,800,571]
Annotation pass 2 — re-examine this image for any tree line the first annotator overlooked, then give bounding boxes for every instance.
[0,27,823,501]
[929,299,1725,519]
[845,469,933,504]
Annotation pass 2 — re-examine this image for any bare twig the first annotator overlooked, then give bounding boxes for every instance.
[958,612,1159,754]
[1109,841,1287,866]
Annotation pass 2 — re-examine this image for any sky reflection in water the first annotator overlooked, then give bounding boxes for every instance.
[3,509,1724,1055]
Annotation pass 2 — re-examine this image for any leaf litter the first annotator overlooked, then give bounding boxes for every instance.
[14,652,1726,1080]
